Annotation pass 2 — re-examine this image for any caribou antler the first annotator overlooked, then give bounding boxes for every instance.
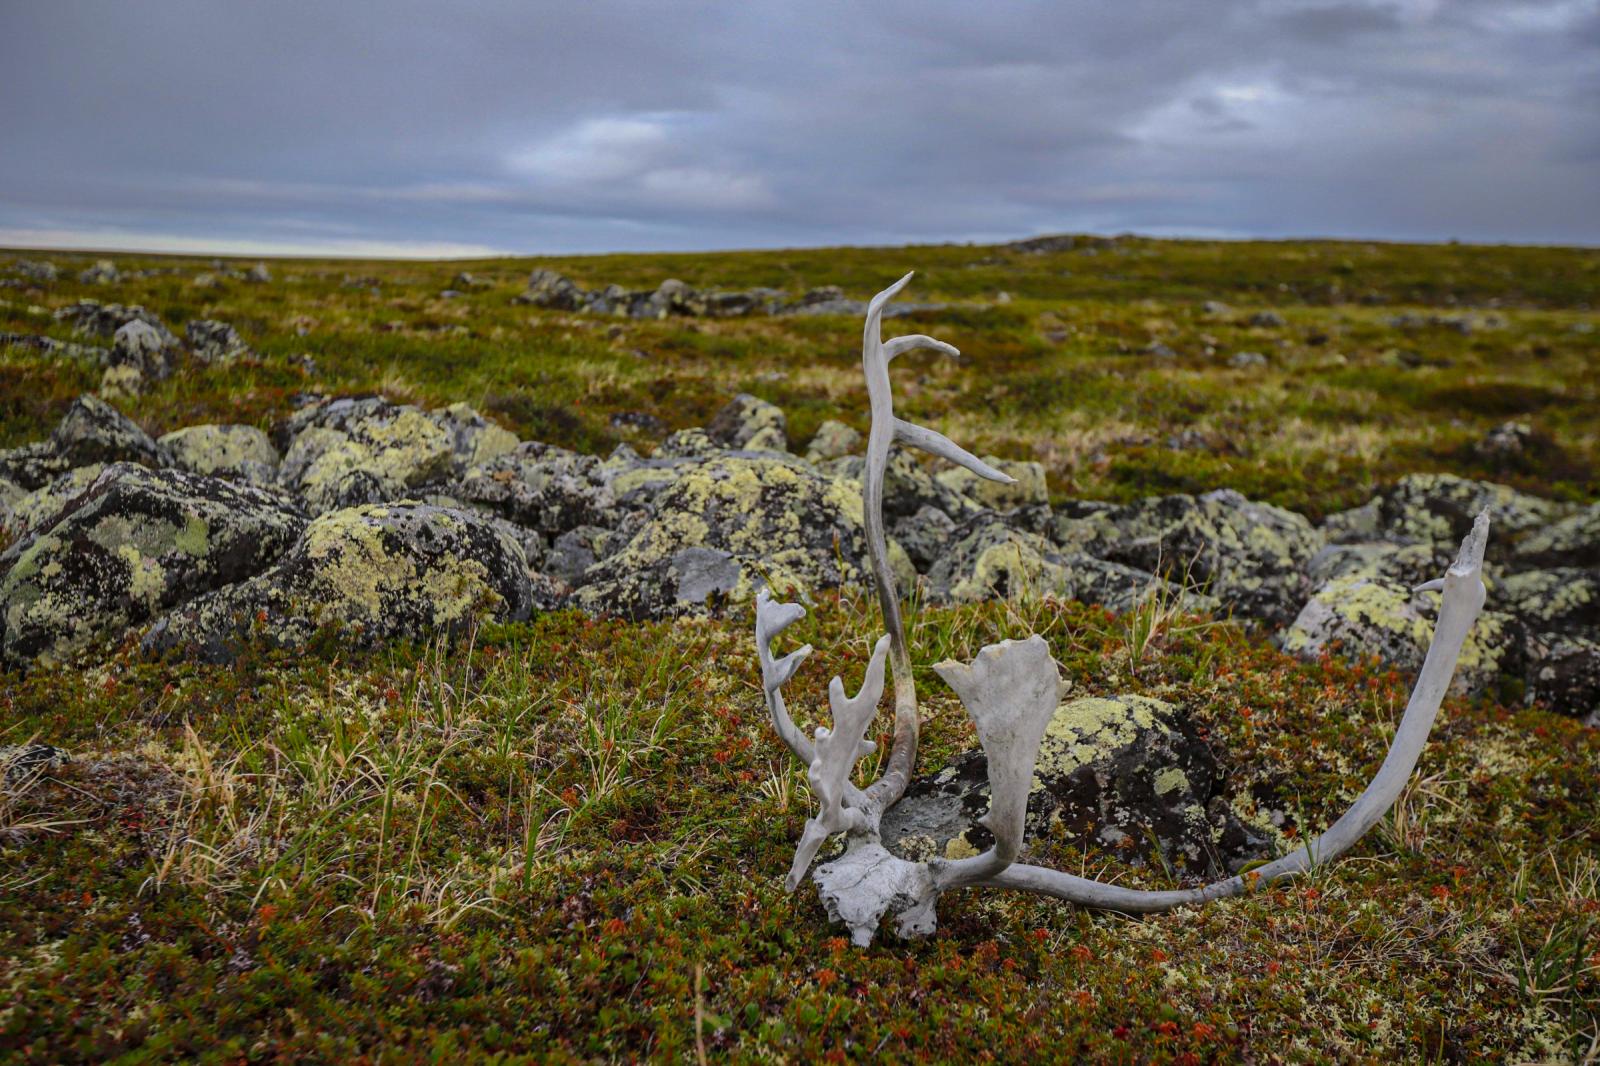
[857,271,1015,812]
[757,276,1493,945]
[786,634,891,891]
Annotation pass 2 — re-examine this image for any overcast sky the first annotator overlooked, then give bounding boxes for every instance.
[2,0,1596,257]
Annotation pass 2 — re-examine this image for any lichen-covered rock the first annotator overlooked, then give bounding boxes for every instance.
[1376,474,1573,549]
[78,260,120,285]
[1496,568,1599,634]
[455,442,619,538]
[246,262,272,283]
[935,455,1048,511]
[705,394,787,451]
[1320,497,1383,544]
[158,425,280,484]
[185,319,251,365]
[12,259,58,284]
[143,502,532,662]
[512,268,585,310]
[0,442,75,493]
[926,523,1063,603]
[108,320,175,382]
[98,364,145,401]
[54,301,176,346]
[892,505,956,573]
[824,450,984,523]
[544,525,620,586]
[1059,489,1322,625]
[2,465,106,539]
[1284,575,1517,696]
[1513,501,1600,569]
[0,476,23,533]
[881,695,1271,877]
[0,464,305,668]
[925,518,1211,613]
[572,455,909,619]
[276,397,459,514]
[50,395,168,473]
[1524,632,1600,723]
[429,402,519,470]
[1306,541,1456,590]
[804,420,862,463]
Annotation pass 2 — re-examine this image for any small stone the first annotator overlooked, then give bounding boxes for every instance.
[705,394,787,451]
[78,260,120,285]
[1247,310,1285,328]
[1228,350,1267,369]
[186,319,251,365]
[804,420,862,462]
[246,262,272,283]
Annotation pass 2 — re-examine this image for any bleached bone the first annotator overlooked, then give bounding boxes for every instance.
[930,636,1065,892]
[758,274,1495,944]
[755,588,814,765]
[981,510,1493,911]
[785,634,892,891]
[856,272,1016,815]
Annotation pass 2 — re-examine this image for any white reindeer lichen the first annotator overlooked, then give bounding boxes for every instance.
[756,272,1493,945]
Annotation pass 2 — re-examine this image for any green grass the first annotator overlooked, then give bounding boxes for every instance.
[2,237,1599,1061]
[3,236,1596,517]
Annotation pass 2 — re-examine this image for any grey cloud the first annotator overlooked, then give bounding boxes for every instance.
[1,0,1595,254]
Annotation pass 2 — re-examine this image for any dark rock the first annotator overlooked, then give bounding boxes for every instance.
[1524,633,1600,723]
[705,394,787,451]
[882,694,1271,878]
[245,262,272,283]
[108,320,176,382]
[143,502,532,662]
[1376,474,1574,551]
[78,260,120,285]
[513,269,585,310]
[12,259,58,284]
[0,463,305,668]
[1474,421,1533,460]
[0,742,70,783]
[572,454,910,619]
[1247,311,1286,328]
[892,505,956,573]
[1513,501,1600,569]
[1284,576,1519,696]
[185,319,251,365]
[455,441,618,538]
[1058,489,1322,625]
[609,410,666,435]
[51,395,168,473]
[54,302,177,346]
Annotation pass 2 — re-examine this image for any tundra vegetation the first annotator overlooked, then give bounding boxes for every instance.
[1,238,1598,1062]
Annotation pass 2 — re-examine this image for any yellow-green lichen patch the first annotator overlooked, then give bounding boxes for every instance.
[1035,695,1164,781]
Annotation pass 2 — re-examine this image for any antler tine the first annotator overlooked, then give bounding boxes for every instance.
[755,589,815,765]
[785,634,891,891]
